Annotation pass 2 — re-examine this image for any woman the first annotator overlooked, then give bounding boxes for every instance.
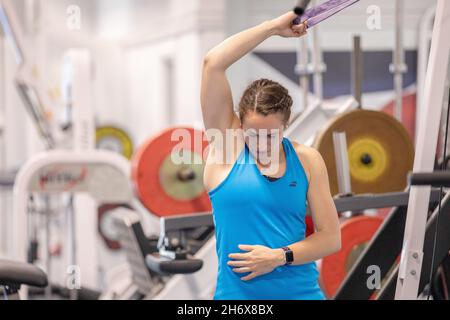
[201,11,341,300]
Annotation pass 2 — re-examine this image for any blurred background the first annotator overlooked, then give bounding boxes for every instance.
[0,0,447,300]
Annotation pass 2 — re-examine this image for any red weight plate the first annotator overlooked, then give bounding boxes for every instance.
[305,215,314,237]
[131,127,212,217]
[320,215,384,298]
[381,93,416,141]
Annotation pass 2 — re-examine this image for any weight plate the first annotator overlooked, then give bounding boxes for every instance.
[320,215,384,298]
[96,126,134,160]
[314,109,414,195]
[98,203,132,250]
[131,127,211,217]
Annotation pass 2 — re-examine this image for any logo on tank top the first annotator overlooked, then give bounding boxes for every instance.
[289,181,297,187]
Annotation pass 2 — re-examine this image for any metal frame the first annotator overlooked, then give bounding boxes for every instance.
[111,208,159,296]
[0,0,56,148]
[416,4,436,142]
[334,188,442,299]
[12,150,133,298]
[159,190,444,238]
[381,192,450,299]
[395,0,450,299]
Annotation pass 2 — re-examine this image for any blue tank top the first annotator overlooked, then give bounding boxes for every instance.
[208,137,325,300]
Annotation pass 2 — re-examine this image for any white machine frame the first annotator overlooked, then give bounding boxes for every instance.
[13,150,134,297]
[416,4,437,142]
[395,0,450,299]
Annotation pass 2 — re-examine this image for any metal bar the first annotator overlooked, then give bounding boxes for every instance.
[15,82,55,148]
[0,1,24,64]
[391,0,406,122]
[162,190,444,236]
[296,37,310,111]
[334,189,442,213]
[351,35,363,107]
[311,2,324,103]
[66,195,78,300]
[409,172,450,187]
[333,132,352,195]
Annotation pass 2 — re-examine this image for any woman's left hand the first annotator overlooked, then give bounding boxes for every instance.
[228,244,285,281]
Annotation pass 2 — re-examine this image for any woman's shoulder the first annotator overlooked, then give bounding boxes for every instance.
[290,140,322,161]
[289,140,325,180]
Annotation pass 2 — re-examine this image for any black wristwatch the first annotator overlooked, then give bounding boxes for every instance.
[281,247,294,265]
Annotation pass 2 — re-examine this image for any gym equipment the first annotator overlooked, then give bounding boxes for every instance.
[98,203,133,250]
[381,92,416,140]
[0,0,55,148]
[287,23,358,146]
[431,256,450,300]
[416,4,436,141]
[320,88,417,298]
[351,36,363,108]
[96,126,134,160]
[378,192,450,299]
[131,127,211,217]
[320,215,384,297]
[293,0,360,28]
[336,87,450,299]
[409,172,450,187]
[2,0,113,295]
[294,0,311,16]
[100,208,214,300]
[285,95,358,147]
[394,0,450,299]
[333,188,443,299]
[10,125,214,299]
[13,150,133,298]
[0,170,15,187]
[0,259,48,300]
[314,109,414,195]
[390,0,408,122]
[136,190,438,300]
[294,0,326,109]
[1,0,97,150]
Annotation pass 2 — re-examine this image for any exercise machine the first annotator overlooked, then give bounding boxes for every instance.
[0,259,47,300]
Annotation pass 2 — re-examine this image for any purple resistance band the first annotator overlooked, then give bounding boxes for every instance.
[293,0,360,28]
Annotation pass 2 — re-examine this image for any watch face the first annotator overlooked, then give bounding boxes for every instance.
[285,249,294,263]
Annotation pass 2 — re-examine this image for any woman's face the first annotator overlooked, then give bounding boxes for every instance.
[241,111,285,164]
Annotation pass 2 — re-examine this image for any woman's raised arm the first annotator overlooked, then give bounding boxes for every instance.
[201,12,307,132]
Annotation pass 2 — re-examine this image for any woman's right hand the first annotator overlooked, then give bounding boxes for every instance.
[271,11,308,38]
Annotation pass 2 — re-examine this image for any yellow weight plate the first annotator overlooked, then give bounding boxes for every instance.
[348,138,387,182]
[96,126,133,160]
[314,109,414,195]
